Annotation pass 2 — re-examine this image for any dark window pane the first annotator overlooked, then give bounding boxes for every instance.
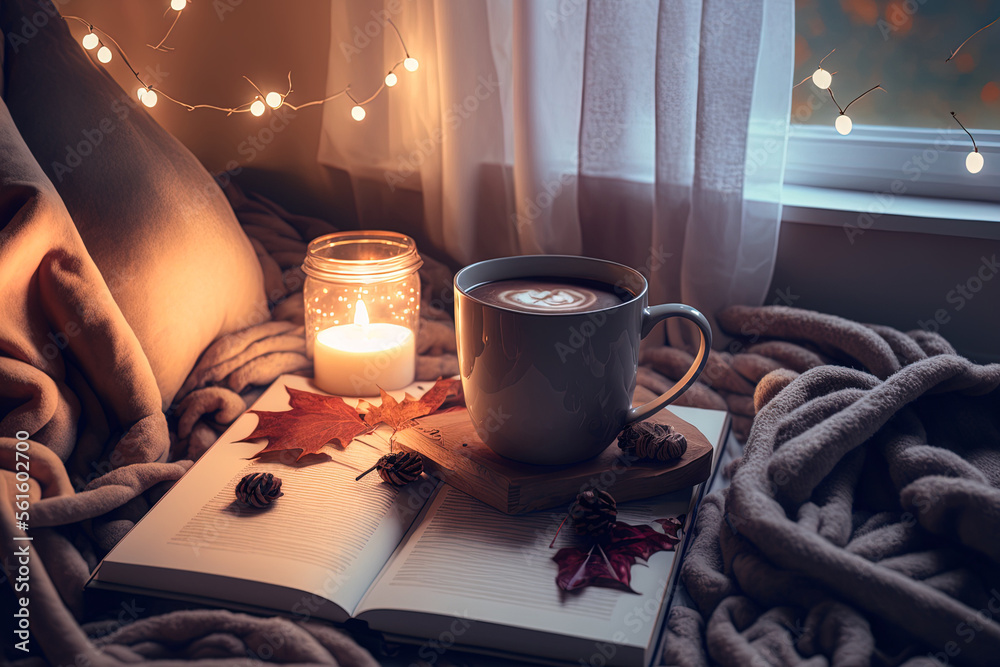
[793,1,1000,131]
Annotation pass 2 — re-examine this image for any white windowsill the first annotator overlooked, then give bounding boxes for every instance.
[781,184,1000,241]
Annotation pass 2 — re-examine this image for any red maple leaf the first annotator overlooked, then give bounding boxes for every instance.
[553,516,685,593]
[244,387,370,460]
[359,377,463,436]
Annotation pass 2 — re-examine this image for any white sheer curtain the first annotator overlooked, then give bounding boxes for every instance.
[318,0,793,347]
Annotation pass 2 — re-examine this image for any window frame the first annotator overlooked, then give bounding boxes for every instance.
[783,123,1000,205]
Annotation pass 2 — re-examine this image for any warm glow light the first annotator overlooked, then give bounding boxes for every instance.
[314,300,415,395]
[811,67,832,90]
[835,114,853,136]
[141,89,158,108]
[966,151,984,174]
[62,14,420,121]
[354,299,370,327]
[63,16,418,120]
[170,0,187,10]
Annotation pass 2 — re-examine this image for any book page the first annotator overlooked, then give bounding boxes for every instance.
[357,485,694,661]
[94,375,437,620]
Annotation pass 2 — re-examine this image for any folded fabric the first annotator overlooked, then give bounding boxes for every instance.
[2,0,266,407]
[664,306,1000,667]
[0,3,373,662]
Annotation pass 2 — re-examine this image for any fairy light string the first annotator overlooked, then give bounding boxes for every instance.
[797,49,982,174]
[70,3,988,173]
[827,83,885,136]
[942,17,994,173]
[797,50,884,136]
[148,7,183,52]
[63,5,417,121]
[951,112,984,174]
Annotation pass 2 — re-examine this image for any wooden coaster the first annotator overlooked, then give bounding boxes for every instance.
[394,406,714,514]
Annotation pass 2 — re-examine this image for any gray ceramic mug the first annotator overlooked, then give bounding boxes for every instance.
[454,255,712,465]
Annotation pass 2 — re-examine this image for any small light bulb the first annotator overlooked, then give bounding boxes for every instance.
[82,32,99,50]
[170,0,187,10]
[384,72,398,87]
[966,151,984,174]
[811,67,832,90]
[136,87,148,100]
[351,105,366,121]
[250,99,266,117]
[265,91,283,108]
[404,57,419,72]
[97,46,112,63]
[141,89,158,108]
[835,114,852,136]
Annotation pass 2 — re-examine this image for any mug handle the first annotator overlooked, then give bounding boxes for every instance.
[624,304,713,426]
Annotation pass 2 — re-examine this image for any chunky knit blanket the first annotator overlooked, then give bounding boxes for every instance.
[661,306,1000,667]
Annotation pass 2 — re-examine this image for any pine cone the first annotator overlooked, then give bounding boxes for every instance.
[570,489,617,537]
[376,452,423,486]
[618,421,687,462]
[235,472,283,508]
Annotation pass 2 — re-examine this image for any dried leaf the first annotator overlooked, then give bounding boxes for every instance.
[553,517,685,593]
[555,543,635,593]
[359,377,463,436]
[244,387,369,460]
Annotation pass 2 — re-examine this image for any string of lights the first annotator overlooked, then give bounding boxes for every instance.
[951,112,984,174]
[64,1,417,122]
[942,18,991,173]
[148,0,186,52]
[796,50,984,174]
[65,2,990,173]
[797,50,884,136]
[827,84,885,136]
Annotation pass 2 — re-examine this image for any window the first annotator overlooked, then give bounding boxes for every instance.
[785,1,1000,206]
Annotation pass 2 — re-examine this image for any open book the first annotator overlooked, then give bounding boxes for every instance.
[90,375,729,667]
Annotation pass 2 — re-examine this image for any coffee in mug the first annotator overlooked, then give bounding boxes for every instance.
[454,255,711,465]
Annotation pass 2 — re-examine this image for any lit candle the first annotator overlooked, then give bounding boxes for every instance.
[313,300,416,396]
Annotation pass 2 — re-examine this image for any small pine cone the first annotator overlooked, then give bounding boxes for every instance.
[618,421,687,462]
[570,489,617,537]
[377,452,423,486]
[235,472,283,508]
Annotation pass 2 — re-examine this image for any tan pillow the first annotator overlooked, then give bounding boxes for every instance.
[2,0,266,406]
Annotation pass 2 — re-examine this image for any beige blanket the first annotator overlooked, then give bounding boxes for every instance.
[0,138,460,663]
[0,97,383,662]
[0,1,456,660]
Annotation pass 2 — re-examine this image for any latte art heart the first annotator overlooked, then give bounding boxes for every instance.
[469,278,625,314]
[497,288,598,312]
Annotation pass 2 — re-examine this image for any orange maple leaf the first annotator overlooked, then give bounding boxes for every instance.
[359,377,463,434]
[245,387,370,460]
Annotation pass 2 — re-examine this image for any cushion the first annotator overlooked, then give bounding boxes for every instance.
[1,0,266,406]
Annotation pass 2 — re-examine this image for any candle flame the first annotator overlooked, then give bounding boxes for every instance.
[354,299,370,326]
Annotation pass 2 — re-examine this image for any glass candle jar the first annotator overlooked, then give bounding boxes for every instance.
[302,231,422,396]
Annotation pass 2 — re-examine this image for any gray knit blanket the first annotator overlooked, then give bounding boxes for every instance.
[662,306,1000,667]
